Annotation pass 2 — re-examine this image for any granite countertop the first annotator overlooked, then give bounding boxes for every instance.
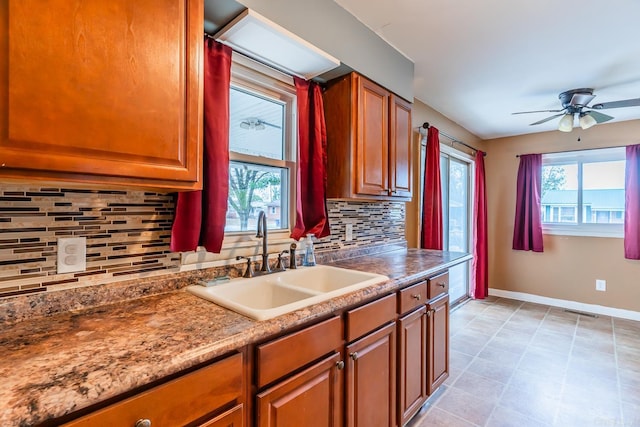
[0,248,470,426]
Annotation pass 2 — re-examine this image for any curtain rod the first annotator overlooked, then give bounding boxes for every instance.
[515,144,630,158]
[420,122,485,156]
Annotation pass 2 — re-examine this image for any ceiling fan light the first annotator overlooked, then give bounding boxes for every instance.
[558,114,574,132]
[579,113,597,130]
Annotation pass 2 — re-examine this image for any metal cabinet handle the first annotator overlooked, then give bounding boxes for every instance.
[336,360,345,370]
[411,294,421,301]
[350,352,358,361]
[135,420,151,427]
[437,282,446,288]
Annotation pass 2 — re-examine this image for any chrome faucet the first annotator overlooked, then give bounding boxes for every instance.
[256,210,271,273]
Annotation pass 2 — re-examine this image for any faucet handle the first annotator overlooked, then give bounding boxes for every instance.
[289,243,297,269]
[236,256,254,278]
[276,250,288,272]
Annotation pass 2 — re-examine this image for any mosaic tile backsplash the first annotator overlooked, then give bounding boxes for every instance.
[0,185,406,298]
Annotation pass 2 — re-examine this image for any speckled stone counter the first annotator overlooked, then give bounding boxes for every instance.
[0,248,470,426]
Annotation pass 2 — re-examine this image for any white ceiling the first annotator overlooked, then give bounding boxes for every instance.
[334,0,640,139]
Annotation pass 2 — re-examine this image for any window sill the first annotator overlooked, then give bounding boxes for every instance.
[542,224,623,239]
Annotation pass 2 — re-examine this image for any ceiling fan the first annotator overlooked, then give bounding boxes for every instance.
[512,88,640,132]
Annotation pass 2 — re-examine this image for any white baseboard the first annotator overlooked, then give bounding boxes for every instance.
[489,288,640,322]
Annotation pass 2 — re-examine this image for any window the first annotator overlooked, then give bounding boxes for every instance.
[226,55,296,234]
[541,147,625,237]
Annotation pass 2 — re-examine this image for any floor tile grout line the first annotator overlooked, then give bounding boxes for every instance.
[611,316,625,425]
[551,306,580,426]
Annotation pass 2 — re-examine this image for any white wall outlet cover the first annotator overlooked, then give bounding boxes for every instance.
[595,279,606,292]
[345,223,353,242]
[57,237,87,274]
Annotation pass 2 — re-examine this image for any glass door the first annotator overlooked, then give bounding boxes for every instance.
[440,152,472,305]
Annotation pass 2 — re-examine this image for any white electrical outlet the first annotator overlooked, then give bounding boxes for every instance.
[345,224,353,241]
[595,279,606,292]
[57,237,87,274]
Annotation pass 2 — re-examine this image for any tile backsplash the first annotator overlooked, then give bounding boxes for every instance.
[0,185,406,298]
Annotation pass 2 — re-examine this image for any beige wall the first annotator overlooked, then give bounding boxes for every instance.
[485,120,640,312]
[406,99,486,248]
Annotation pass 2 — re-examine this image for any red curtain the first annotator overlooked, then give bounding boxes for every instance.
[290,76,330,240]
[512,154,543,252]
[472,151,488,298]
[624,144,640,259]
[171,39,232,253]
[421,126,443,249]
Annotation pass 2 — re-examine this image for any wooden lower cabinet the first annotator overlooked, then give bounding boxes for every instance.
[345,322,397,427]
[427,295,450,395]
[63,352,245,427]
[256,352,343,427]
[397,306,427,426]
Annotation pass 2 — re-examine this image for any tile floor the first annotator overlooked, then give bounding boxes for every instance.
[408,296,640,427]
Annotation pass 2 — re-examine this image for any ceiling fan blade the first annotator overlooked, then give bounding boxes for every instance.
[585,110,614,123]
[591,98,640,110]
[512,109,564,115]
[529,113,565,126]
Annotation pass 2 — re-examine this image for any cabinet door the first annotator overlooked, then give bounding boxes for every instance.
[0,0,202,190]
[389,95,412,199]
[398,307,427,426]
[256,352,343,427]
[427,295,450,395]
[356,76,389,196]
[345,322,396,427]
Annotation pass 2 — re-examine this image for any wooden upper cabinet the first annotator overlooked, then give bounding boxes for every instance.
[389,95,412,199]
[357,77,389,196]
[323,72,412,201]
[0,0,203,190]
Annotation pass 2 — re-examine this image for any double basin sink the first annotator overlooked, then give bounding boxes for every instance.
[187,265,389,321]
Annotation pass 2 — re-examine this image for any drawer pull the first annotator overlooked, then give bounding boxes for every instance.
[437,282,446,288]
[336,360,345,370]
[135,420,151,427]
[411,294,421,301]
[350,352,359,361]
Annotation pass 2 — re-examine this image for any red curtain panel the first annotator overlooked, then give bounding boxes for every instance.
[290,77,331,240]
[624,144,640,259]
[472,151,488,298]
[171,39,232,253]
[512,154,544,252]
[421,126,443,249]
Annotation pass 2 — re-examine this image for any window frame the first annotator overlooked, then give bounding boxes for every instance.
[541,147,625,238]
[225,53,297,241]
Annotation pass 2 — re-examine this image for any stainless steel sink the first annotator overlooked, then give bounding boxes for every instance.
[187,265,389,321]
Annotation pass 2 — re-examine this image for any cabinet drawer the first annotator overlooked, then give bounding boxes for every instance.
[200,404,244,427]
[398,281,427,314]
[64,352,243,426]
[256,316,343,388]
[427,271,449,300]
[346,293,397,342]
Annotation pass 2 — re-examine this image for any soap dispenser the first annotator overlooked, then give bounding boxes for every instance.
[303,234,316,266]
